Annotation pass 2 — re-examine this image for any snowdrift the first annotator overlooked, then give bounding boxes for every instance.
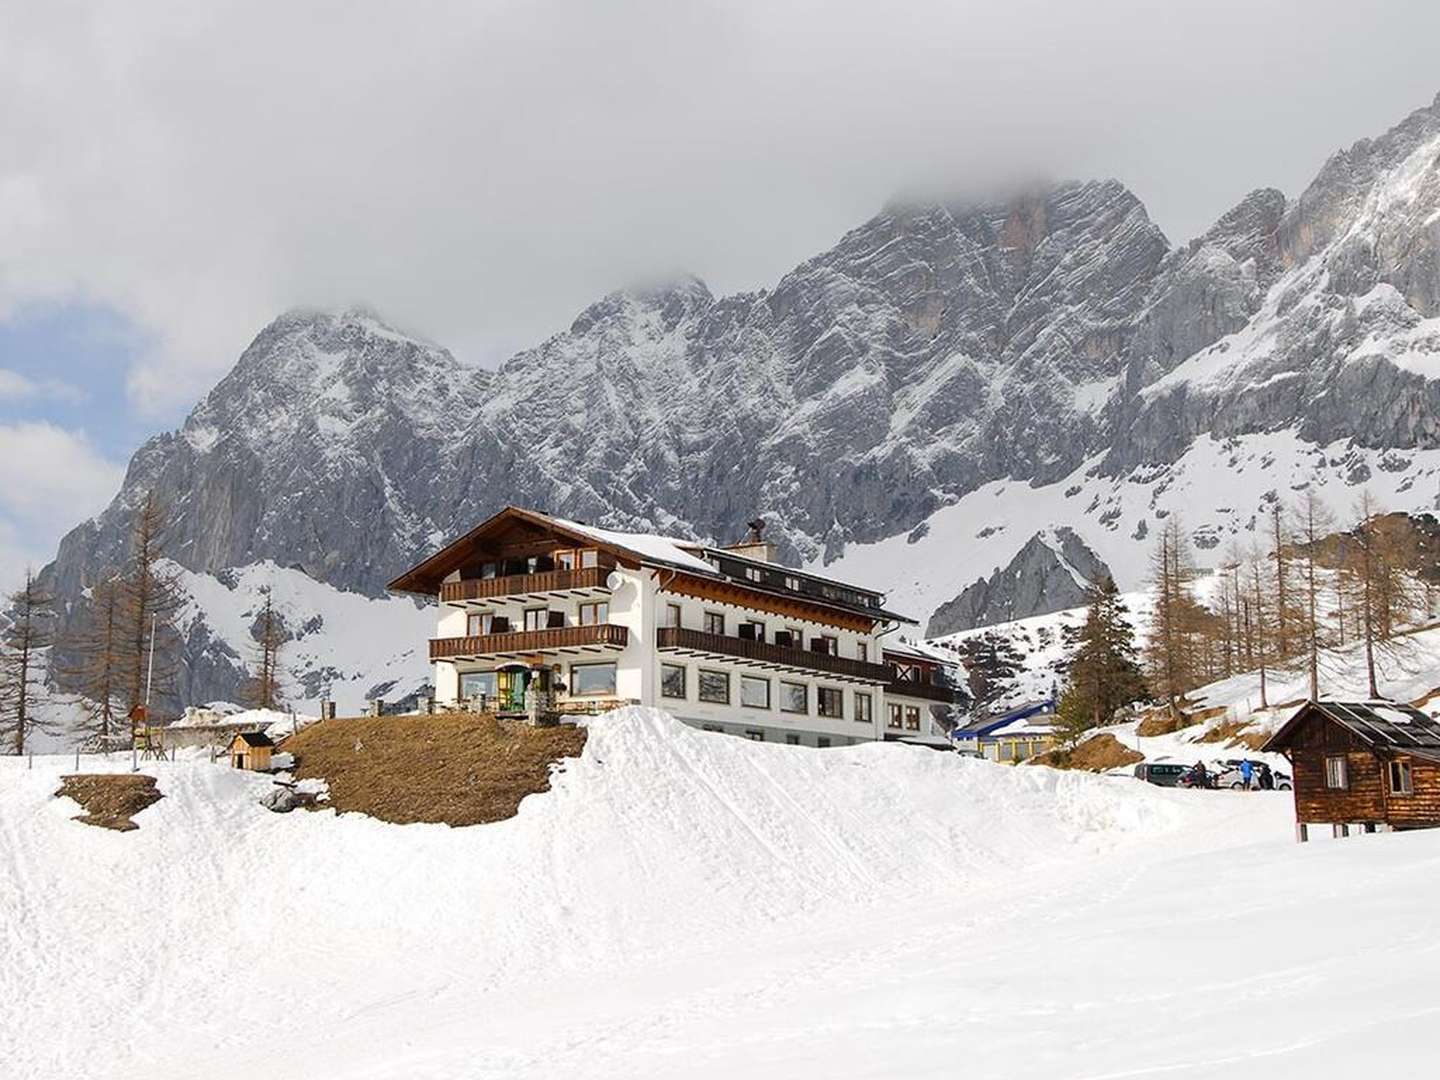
[2,708,1286,1079]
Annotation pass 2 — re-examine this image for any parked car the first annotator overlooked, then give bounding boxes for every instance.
[1176,764,1217,789]
[1133,762,1189,787]
[1214,761,1293,791]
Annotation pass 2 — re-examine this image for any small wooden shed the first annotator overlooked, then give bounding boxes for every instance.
[1262,699,1440,840]
[228,731,275,772]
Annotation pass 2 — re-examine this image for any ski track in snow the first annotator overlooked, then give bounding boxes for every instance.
[4,708,1437,1077]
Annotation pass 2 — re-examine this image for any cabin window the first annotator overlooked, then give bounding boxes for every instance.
[479,562,498,580]
[854,692,873,724]
[784,575,800,591]
[467,613,484,636]
[744,730,764,741]
[780,681,808,715]
[744,566,762,583]
[704,611,726,636]
[579,601,609,625]
[547,610,566,628]
[661,663,686,700]
[887,703,903,729]
[817,737,831,748]
[578,549,600,569]
[569,662,617,697]
[698,669,730,704]
[857,642,868,662]
[664,602,682,629]
[523,608,549,631]
[1389,758,1414,795]
[785,733,801,745]
[460,672,497,699]
[1325,755,1349,790]
[740,676,771,710]
[905,706,921,731]
[811,635,837,656]
[556,550,577,571]
[817,686,844,719]
[773,628,794,647]
[471,613,508,634]
[737,619,765,641]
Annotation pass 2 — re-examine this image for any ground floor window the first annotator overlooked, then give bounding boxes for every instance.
[1389,758,1414,795]
[904,706,921,731]
[854,692,872,724]
[817,686,843,719]
[785,733,800,745]
[661,663,686,700]
[887,703,903,729]
[741,675,771,709]
[1325,755,1348,789]
[570,662,617,697]
[780,681,808,714]
[744,729,764,741]
[698,669,730,704]
[817,737,831,748]
[460,671,497,699]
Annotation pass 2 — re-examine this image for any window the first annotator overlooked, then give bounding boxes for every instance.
[1000,741,1014,761]
[1325,755,1348,790]
[785,733,800,745]
[479,561,498,580]
[745,730,765,741]
[460,671,497,699]
[698,669,730,704]
[811,635,837,656]
[470,612,507,635]
[661,663,686,700]
[744,566,762,582]
[579,601,609,625]
[1389,759,1414,795]
[741,676,771,710]
[524,608,548,631]
[817,686,843,719]
[578,549,599,569]
[556,550,577,571]
[778,680,807,714]
[467,613,485,636]
[854,692,873,724]
[857,642,868,662]
[702,724,722,733]
[570,662,617,696]
[887,703,903,729]
[773,628,794,647]
[817,737,831,749]
[784,575,800,591]
[905,707,921,731]
[738,619,765,641]
[704,611,726,636]
[664,602,682,628]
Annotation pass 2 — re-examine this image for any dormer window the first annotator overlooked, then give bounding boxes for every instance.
[744,566,762,583]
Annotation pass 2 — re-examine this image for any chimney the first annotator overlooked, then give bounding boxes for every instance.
[724,517,777,564]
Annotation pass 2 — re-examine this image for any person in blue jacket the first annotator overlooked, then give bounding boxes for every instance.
[1240,759,1254,790]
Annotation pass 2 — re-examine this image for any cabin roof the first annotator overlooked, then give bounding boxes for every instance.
[232,731,275,748]
[954,698,1057,738]
[1263,700,1440,763]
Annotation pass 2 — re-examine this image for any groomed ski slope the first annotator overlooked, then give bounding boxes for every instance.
[2,707,1436,1078]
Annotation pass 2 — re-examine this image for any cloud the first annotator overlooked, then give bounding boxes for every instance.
[0,422,124,591]
[1,1,1439,419]
[0,367,83,403]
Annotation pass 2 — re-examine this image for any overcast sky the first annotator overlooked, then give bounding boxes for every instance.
[2,0,1439,587]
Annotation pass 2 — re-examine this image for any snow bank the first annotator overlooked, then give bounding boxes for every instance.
[0,707,1309,1079]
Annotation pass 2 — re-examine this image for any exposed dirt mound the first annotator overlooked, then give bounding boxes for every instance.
[1031,733,1144,773]
[56,774,163,831]
[281,713,587,826]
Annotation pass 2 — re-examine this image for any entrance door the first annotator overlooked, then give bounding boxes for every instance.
[496,669,529,711]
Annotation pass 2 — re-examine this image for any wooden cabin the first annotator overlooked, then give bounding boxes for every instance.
[228,731,275,772]
[1262,700,1440,840]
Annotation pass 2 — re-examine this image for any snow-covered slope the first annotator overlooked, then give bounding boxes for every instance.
[7,707,1439,1078]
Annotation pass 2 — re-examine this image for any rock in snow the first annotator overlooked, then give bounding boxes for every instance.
[31,92,1440,709]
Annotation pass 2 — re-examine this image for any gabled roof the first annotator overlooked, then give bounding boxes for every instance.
[953,698,1057,738]
[232,731,275,748]
[1263,700,1440,763]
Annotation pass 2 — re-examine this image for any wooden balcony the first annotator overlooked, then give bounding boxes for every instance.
[885,677,962,704]
[655,627,892,683]
[430,623,629,661]
[440,566,611,605]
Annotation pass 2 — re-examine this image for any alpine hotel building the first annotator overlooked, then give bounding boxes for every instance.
[388,507,962,747]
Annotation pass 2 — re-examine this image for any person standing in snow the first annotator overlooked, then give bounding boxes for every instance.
[1258,763,1274,791]
[1240,759,1254,791]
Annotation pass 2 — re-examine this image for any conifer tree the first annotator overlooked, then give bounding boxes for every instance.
[117,493,185,720]
[1055,576,1146,745]
[1293,491,1334,700]
[68,574,126,746]
[1,569,59,754]
[243,590,286,710]
[1145,518,1204,717]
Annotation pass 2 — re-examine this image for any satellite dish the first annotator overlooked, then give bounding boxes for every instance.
[606,570,624,591]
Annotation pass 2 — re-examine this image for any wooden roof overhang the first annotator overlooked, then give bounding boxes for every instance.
[387,506,646,597]
[1263,700,1440,764]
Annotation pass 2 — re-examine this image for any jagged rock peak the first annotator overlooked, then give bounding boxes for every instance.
[568,273,714,336]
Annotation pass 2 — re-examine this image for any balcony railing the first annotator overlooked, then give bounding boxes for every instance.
[430,623,629,660]
[440,566,611,604]
[884,677,962,704]
[655,627,892,683]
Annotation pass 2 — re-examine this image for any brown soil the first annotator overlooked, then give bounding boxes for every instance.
[281,713,588,826]
[1029,733,1143,772]
[55,774,163,831]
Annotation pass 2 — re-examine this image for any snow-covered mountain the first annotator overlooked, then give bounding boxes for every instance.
[36,91,1440,709]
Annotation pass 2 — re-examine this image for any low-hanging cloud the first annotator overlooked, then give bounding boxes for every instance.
[3,0,1439,418]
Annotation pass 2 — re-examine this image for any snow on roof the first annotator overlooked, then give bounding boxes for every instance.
[550,517,718,576]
